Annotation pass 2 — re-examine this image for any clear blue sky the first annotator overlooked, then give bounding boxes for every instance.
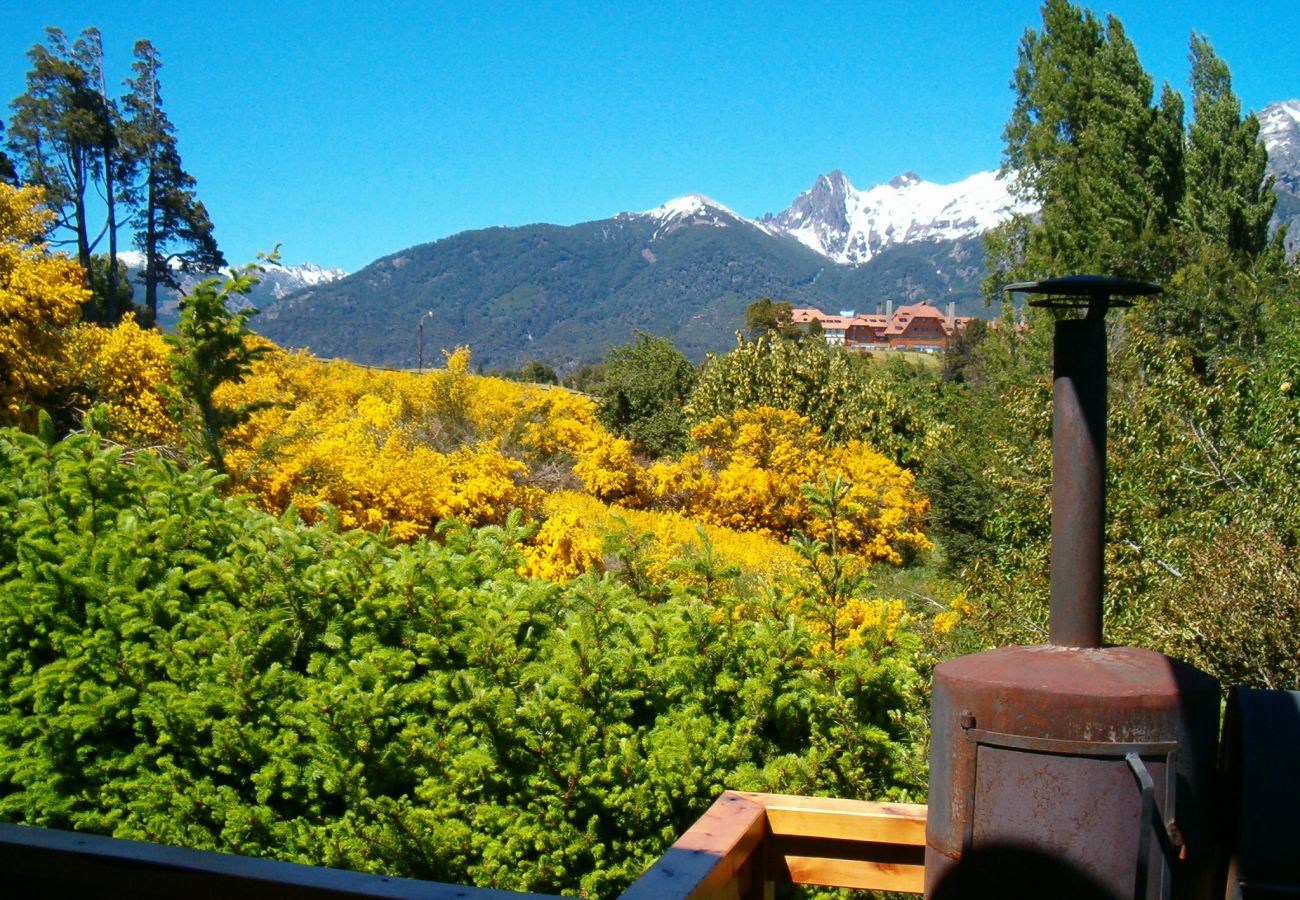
[2,1,1297,272]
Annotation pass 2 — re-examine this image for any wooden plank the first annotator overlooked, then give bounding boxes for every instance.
[618,792,768,900]
[766,833,925,894]
[778,855,924,893]
[737,792,927,846]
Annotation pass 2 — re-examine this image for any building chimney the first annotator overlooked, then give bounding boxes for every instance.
[886,299,894,321]
[946,301,956,331]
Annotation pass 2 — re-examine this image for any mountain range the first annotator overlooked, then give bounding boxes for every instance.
[251,171,1011,371]
[188,99,1300,371]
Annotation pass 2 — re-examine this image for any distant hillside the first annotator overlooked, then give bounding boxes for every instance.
[254,199,988,371]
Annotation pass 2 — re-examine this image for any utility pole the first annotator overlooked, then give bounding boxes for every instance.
[418,310,434,372]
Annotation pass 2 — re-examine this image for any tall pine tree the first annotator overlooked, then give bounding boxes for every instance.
[122,40,223,324]
[1179,33,1275,256]
[990,0,1183,282]
[72,27,134,322]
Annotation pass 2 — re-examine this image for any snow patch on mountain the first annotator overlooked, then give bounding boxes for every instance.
[758,169,1032,265]
[1261,99,1300,192]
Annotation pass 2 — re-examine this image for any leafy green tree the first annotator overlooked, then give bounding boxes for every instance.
[744,296,798,339]
[988,0,1183,283]
[514,359,558,384]
[85,252,136,321]
[563,362,605,394]
[596,331,696,457]
[167,256,271,471]
[1179,33,1275,256]
[122,39,224,324]
[941,316,989,384]
[7,27,116,300]
[689,335,945,469]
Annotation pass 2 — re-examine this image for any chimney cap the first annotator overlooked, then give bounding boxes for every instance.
[1005,274,1161,311]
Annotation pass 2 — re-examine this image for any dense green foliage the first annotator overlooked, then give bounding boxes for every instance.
[689,335,947,470]
[596,332,697,457]
[932,1,1300,688]
[744,297,799,339]
[0,421,928,897]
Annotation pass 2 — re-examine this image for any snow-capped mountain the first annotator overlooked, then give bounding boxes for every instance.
[1260,99,1300,253]
[757,169,1031,265]
[622,193,753,240]
[1261,99,1300,192]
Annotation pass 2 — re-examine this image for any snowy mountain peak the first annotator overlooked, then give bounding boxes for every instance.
[760,169,1030,265]
[115,252,347,327]
[1260,99,1300,153]
[639,193,742,221]
[627,193,748,239]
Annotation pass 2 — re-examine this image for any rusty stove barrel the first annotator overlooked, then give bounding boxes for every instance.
[924,276,1221,900]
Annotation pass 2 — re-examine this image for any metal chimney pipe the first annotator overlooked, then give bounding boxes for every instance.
[1049,312,1107,647]
[1005,276,1160,647]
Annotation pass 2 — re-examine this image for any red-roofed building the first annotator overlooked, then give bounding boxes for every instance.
[791,301,972,352]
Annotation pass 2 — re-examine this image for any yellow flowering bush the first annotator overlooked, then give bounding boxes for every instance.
[523,490,802,584]
[932,591,975,635]
[651,406,931,562]
[0,184,90,426]
[519,509,605,582]
[68,314,177,444]
[218,348,537,538]
[518,388,649,503]
[806,597,908,658]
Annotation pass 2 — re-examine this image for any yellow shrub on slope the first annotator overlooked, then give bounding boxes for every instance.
[650,406,930,563]
[0,184,89,426]
[521,490,802,584]
[218,348,536,537]
[68,314,176,444]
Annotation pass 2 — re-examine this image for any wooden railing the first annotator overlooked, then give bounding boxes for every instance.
[618,791,927,899]
[0,792,927,899]
[0,821,568,899]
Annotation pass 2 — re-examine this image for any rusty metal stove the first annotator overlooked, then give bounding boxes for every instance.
[924,276,1221,900]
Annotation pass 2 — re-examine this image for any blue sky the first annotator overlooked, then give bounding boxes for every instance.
[2,1,1297,272]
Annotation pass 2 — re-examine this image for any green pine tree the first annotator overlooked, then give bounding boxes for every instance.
[990,0,1183,283]
[122,39,225,325]
[7,27,117,303]
[1179,33,1275,256]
